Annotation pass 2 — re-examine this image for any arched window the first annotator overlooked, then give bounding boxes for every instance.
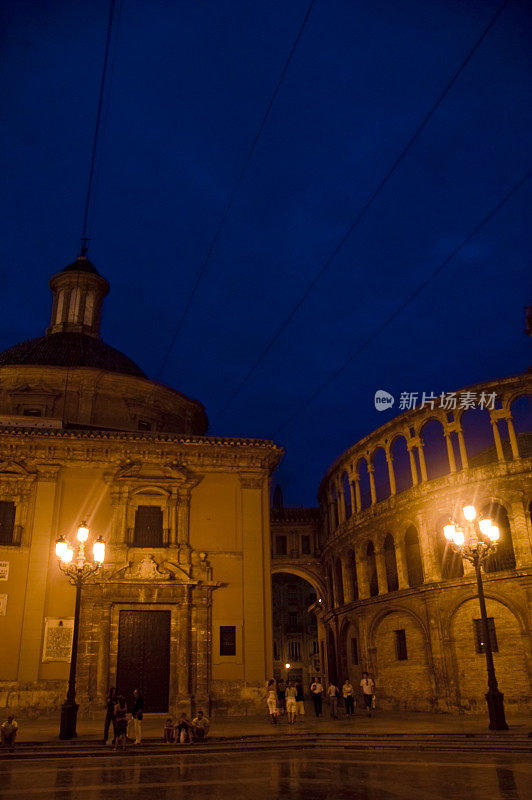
[391,435,413,494]
[332,486,339,528]
[383,533,399,592]
[372,447,391,502]
[341,471,352,518]
[482,502,516,572]
[357,458,372,510]
[510,394,532,458]
[405,526,424,587]
[335,559,344,606]
[420,419,450,480]
[348,549,359,600]
[461,407,498,467]
[366,541,378,596]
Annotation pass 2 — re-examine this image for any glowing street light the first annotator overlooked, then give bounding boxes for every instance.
[55,522,105,739]
[442,505,508,730]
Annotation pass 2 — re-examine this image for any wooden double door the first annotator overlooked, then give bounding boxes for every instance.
[116,610,171,712]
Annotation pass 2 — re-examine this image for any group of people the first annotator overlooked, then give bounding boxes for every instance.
[104,687,144,750]
[319,673,376,718]
[265,673,375,722]
[163,711,210,743]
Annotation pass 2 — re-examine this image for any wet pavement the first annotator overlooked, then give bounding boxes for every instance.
[0,748,531,799]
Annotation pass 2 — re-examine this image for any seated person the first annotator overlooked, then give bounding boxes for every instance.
[163,718,175,743]
[1,716,18,751]
[175,713,192,744]
[191,710,210,742]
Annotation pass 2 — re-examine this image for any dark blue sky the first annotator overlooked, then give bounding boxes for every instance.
[2,0,531,505]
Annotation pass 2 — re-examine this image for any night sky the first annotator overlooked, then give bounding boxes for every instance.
[2,0,531,506]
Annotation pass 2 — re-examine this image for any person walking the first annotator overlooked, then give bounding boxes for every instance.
[103,686,117,745]
[342,679,355,716]
[327,682,339,719]
[310,678,323,717]
[295,680,305,720]
[265,679,278,724]
[113,695,128,751]
[132,688,144,744]
[360,672,375,717]
[285,681,297,724]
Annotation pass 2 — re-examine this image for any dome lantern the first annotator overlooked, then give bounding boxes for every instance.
[46,255,110,339]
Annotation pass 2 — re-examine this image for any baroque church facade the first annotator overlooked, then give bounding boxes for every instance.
[0,256,281,715]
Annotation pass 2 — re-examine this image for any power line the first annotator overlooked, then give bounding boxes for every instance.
[80,0,119,256]
[156,0,317,380]
[209,0,511,429]
[273,166,531,436]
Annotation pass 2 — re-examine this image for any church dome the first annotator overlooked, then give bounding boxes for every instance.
[0,332,146,378]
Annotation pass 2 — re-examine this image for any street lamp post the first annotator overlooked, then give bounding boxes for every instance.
[443,505,508,730]
[55,522,105,739]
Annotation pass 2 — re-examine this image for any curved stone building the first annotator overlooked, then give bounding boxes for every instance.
[0,255,282,716]
[317,372,532,713]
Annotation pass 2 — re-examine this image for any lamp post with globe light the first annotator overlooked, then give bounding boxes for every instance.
[55,522,105,739]
[442,505,508,730]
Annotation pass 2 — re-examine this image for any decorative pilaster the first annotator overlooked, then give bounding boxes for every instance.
[456,428,469,470]
[368,464,377,505]
[408,446,419,485]
[386,451,396,495]
[375,548,387,594]
[489,416,505,461]
[354,474,362,513]
[506,417,520,459]
[417,442,428,482]
[444,433,456,473]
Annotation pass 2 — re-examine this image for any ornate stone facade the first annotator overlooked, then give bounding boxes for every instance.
[317,373,532,712]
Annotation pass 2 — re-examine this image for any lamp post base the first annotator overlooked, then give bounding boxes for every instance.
[59,700,79,740]
[486,688,508,731]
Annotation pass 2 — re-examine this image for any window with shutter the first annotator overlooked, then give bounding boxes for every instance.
[133,506,163,547]
[0,502,16,545]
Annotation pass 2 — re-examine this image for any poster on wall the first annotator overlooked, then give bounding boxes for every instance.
[0,561,9,581]
[42,618,74,662]
[0,595,7,615]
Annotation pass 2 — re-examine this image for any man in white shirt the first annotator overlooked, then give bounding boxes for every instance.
[310,678,323,717]
[360,672,375,717]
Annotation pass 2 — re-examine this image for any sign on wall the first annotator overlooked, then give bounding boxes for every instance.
[42,618,74,662]
[0,595,7,615]
[0,561,9,581]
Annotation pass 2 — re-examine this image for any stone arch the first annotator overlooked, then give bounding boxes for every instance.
[447,594,530,710]
[372,446,391,503]
[460,406,497,466]
[271,571,320,687]
[331,485,339,528]
[383,533,399,592]
[356,457,372,510]
[479,501,516,572]
[390,434,413,494]
[341,471,352,518]
[335,558,344,606]
[346,548,358,601]
[509,393,532,458]
[404,525,424,587]
[271,564,325,600]
[366,540,378,596]
[420,417,450,481]
[338,617,361,686]
[369,607,434,711]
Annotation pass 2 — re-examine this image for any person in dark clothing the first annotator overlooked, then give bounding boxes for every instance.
[295,681,305,720]
[310,678,323,717]
[103,687,117,745]
[132,688,144,744]
[276,679,286,715]
[114,696,128,751]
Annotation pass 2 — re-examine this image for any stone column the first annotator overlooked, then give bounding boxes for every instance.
[349,480,357,515]
[191,587,210,709]
[418,520,441,582]
[95,601,111,706]
[337,482,345,523]
[368,464,377,505]
[375,548,387,594]
[456,428,469,470]
[177,493,191,547]
[508,498,532,568]
[176,586,192,706]
[354,475,362,513]
[506,416,520,459]
[356,543,370,599]
[328,499,335,533]
[408,446,419,486]
[169,492,179,546]
[386,452,396,495]
[417,442,428,482]
[444,433,457,473]
[489,415,505,461]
